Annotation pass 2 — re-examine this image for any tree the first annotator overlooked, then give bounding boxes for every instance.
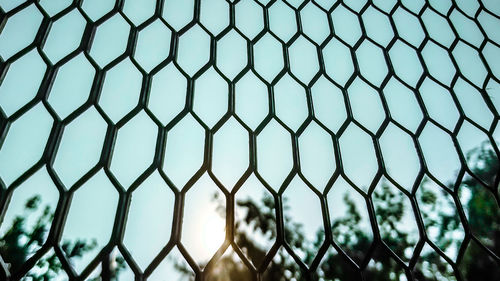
[2,143,498,280]
[0,195,125,280]
[176,143,500,281]
[455,144,500,281]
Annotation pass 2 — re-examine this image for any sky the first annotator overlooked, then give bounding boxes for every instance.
[0,0,499,280]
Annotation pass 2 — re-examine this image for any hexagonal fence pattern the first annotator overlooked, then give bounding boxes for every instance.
[0,0,499,280]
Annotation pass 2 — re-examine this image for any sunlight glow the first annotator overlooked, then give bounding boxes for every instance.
[201,212,226,261]
[181,173,227,265]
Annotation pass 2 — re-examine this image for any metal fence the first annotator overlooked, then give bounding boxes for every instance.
[0,0,499,280]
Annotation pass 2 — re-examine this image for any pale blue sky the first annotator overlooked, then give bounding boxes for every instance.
[0,0,499,280]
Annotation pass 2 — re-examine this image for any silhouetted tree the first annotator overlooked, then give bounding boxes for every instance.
[2,143,499,280]
[0,195,125,280]
[455,145,500,281]
[182,143,500,281]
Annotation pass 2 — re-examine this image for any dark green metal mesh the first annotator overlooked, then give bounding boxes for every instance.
[0,0,499,280]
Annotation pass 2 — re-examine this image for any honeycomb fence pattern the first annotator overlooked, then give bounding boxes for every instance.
[0,0,500,280]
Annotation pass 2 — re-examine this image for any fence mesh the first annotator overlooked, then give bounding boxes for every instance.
[0,0,500,280]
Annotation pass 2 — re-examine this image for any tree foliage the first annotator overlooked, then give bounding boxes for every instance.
[0,195,118,280]
[1,143,499,280]
[203,143,500,280]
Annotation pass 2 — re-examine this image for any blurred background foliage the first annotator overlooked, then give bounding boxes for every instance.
[1,143,499,280]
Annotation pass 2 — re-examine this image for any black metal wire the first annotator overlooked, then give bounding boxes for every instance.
[0,0,499,280]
